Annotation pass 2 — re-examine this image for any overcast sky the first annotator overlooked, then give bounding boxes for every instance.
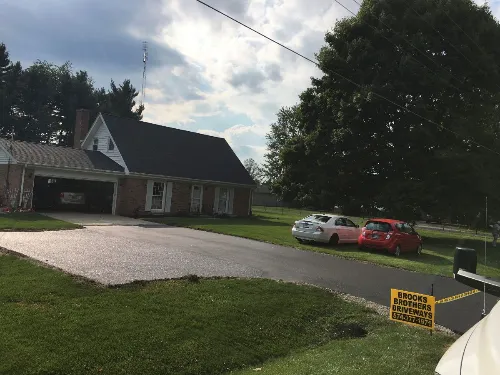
[1,0,499,163]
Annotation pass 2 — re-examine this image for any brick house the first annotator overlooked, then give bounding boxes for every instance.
[0,109,256,216]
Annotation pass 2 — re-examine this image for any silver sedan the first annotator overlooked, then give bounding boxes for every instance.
[292,214,361,245]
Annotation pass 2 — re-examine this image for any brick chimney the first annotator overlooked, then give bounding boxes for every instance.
[73,109,90,149]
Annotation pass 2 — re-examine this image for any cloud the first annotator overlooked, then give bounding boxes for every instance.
[197,123,269,163]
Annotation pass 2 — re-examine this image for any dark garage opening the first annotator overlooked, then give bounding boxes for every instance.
[33,176,114,213]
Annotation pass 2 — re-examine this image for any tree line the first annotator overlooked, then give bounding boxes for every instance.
[0,43,144,146]
[263,0,500,225]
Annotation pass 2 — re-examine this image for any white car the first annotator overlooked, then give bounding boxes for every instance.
[292,214,361,245]
[435,251,500,375]
[435,299,499,374]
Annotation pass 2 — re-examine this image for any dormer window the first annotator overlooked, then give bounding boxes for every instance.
[93,138,98,151]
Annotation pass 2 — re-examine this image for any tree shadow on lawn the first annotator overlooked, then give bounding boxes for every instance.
[1,213,50,222]
[311,243,450,267]
[157,216,291,228]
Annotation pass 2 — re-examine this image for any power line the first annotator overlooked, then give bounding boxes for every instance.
[335,0,463,92]
[348,0,466,89]
[195,0,500,156]
[407,1,500,92]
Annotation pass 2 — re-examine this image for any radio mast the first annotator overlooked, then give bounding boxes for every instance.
[141,41,148,106]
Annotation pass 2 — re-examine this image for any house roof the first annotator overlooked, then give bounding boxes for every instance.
[0,138,124,172]
[101,113,256,186]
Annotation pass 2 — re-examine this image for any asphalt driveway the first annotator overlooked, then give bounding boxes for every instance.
[1,224,497,333]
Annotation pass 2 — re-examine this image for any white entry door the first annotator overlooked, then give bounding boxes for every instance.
[217,187,229,214]
[191,185,203,213]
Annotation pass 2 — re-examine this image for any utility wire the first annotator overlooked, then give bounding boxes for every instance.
[407,1,500,92]
[348,0,466,89]
[195,0,500,156]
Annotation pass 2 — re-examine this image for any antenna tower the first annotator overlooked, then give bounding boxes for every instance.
[141,41,148,106]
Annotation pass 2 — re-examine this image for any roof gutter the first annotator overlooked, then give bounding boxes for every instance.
[27,163,126,177]
[127,172,257,188]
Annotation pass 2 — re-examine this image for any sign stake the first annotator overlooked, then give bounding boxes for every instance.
[430,283,434,336]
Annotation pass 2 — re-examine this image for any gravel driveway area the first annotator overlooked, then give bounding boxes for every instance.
[0,224,496,333]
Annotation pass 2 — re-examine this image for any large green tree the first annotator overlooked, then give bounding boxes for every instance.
[0,43,145,146]
[0,43,23,139]
[266,0,500,221]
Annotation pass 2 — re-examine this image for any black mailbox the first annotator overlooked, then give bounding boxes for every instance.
[453,247,477,275]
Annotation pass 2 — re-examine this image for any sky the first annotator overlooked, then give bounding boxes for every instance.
[1,0,499,164]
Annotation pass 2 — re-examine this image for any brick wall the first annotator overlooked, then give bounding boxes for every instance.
[171,181,191,214]
[233,188,251,216]
[116,178,147,216]
[0,164,35,208]
[117,179,252,217]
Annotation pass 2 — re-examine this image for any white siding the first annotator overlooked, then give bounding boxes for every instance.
[85,122,127,170]
[0,146,14,164]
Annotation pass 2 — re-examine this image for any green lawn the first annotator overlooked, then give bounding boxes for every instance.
[0,253,454,375]
[148,207,500,278]
[0,212,81,231]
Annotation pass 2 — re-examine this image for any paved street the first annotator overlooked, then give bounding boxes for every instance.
[1,224,497,333]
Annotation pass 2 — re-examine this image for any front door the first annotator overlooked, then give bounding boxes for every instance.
[151,182,165,212]
[217,187,229,214]
[191,185,203,213]
[344,218,359,242]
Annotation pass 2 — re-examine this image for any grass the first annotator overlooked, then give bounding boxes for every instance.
[0,212,81,231]
[147,206,500,278]
[0,253,454,375]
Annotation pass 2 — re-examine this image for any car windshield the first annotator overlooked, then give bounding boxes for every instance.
[302,215,332,223]
[365,221,392,232]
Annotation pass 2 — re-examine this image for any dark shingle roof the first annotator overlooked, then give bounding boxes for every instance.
[0,138,124,172]
[102,114,256,185]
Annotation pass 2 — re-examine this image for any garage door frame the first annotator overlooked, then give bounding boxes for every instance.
[33,167,120,215]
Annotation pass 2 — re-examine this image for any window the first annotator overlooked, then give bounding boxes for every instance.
[151,182,165,210]
[93,138,99,151]
[191,185,202,212]
[335,218,347,226]
[303,215,331,223]
[218,187,229,213]
[108,138,114,151]
[365,221,392,232]
[345,219,358,227]
[396,223,414,234]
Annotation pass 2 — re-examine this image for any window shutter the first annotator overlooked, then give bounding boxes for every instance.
[145,180,153,211]
[213,187,220,213]
[228,188,235,215]
[165,182,173,213]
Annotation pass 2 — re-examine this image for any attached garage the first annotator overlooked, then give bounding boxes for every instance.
[32,176,115,214]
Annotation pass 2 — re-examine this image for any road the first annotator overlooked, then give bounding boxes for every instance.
[1,224,497,334]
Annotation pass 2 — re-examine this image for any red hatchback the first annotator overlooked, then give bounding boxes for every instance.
[358,219,423,256]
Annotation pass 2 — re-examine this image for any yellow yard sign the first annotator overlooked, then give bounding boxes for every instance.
[390,289,435,330]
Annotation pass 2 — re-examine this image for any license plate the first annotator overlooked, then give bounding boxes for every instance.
[372,234,379,239]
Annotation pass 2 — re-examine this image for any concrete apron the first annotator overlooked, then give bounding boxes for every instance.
[40,212,164,227]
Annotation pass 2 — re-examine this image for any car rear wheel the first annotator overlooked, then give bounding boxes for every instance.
[394,245,401,257]
[416,244,422,255]
[329,234,339,246]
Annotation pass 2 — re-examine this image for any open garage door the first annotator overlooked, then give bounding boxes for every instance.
[33,176,115,214]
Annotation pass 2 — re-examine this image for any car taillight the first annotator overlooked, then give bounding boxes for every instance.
[316,227,324,233]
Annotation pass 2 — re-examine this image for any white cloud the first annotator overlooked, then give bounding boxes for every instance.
[137,0,350,162]
[140,0,499,162]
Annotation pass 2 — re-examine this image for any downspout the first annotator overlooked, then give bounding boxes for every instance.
[18,164,26,208]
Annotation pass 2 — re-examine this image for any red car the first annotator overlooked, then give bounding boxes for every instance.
[358,219,423,256]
